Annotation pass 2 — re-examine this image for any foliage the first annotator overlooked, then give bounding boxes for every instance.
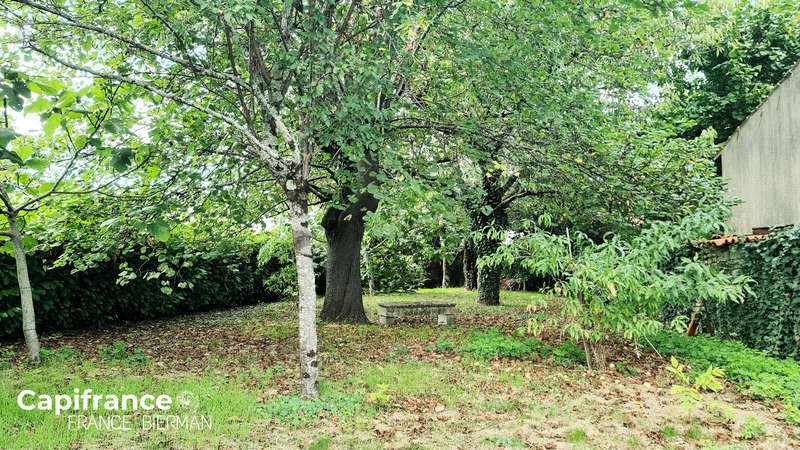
[457,329,533,360]
[434,337,455,353]
[651,331,800,424]
[98,341,151,367]
[486,206,751,362]
[39,345,81,363]
[669,0,800,142]
[666,355,725,411]
[260,393,365,425]
[362,187,462,293]
[256,225,299,300]
[0,348,11,370]
[741,416,766,440]
[0,235,292,338]
[704,225,800,359]
[456,328,585,366]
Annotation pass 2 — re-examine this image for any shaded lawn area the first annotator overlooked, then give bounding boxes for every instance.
[0,288,797,448]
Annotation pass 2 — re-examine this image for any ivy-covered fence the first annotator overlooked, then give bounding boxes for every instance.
[0,241,296,339]
[699,225,800,359]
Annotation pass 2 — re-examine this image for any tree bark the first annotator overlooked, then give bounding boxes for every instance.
[468,170,510,306]
[463,237,477,291]
[321,176,379,322]
[8,214,41,364]
[364,245,375,296]
[440,236,449,288]
[476,233,502,305]
[471,207,507,306]
[287,191,319,398]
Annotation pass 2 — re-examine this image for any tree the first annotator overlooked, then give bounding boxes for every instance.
[317,3,464,323]
[0,70,136,363]
[669,0,800,142]
[4,0,464,396]
[406,0,704,305]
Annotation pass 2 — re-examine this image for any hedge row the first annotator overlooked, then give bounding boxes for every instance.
[0,242,294,339]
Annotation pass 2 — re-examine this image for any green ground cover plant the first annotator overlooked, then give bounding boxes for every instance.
[651,331,800,424]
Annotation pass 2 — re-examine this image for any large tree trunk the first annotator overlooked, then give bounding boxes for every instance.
[287,191,319,399]
[320,172,378,322]
[8,214,40,364]
[321,207,369,323]
[470,189,508,306]
[463,237,477,291]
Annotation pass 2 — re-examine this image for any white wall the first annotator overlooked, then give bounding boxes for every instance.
[722,64,800,234]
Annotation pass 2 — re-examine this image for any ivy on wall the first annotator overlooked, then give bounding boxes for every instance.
[700,226,800,359]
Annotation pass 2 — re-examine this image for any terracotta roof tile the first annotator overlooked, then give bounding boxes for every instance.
[696,233,767,247]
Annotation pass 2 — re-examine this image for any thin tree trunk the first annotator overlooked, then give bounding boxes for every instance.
[8,214,40,364]
[364,245,375,296]
[287,193,319,398]
[463,237,477,291]
[441,236,449,289]
[583,339,606,371]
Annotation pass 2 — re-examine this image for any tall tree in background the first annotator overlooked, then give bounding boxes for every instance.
[410,0,702,305]
[670,0,800,142]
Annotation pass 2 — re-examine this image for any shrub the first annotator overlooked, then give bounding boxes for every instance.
[740,416,766,440]
[0,234,299,338]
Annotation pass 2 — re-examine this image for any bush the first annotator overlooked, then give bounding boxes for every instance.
[0,235,296,338]
[650,331,800,423]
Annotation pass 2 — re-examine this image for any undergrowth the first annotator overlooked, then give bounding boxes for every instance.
[260,393,368,425]
[651,331,800,425]
[454,328,585,366]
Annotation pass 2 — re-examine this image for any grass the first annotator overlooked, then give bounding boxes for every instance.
[566,428,588,443]
[0,359,259,448]
[0,288,795,448]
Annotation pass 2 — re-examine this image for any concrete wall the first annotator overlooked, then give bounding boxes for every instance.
[722,63,800,234]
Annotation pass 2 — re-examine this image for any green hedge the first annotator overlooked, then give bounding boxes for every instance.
[0,241,294,338]
[704,226,800,359]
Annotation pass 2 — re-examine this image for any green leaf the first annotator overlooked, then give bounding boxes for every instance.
[0,128,17,147]
[0,240,13,256]
[15,145,33,160]
[38,181,54,194]
[99,217,122,228]
[0,150,24,166]
[25,158,50,172]
[146,219,171,242]
[24,97,52,114]
[109,147,133,172]
[28,78,64,96]
[43,113,62,137]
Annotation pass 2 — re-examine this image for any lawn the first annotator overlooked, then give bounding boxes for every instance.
[0,288,797,448]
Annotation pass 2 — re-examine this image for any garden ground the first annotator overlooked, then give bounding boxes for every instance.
[1,289,797,449]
